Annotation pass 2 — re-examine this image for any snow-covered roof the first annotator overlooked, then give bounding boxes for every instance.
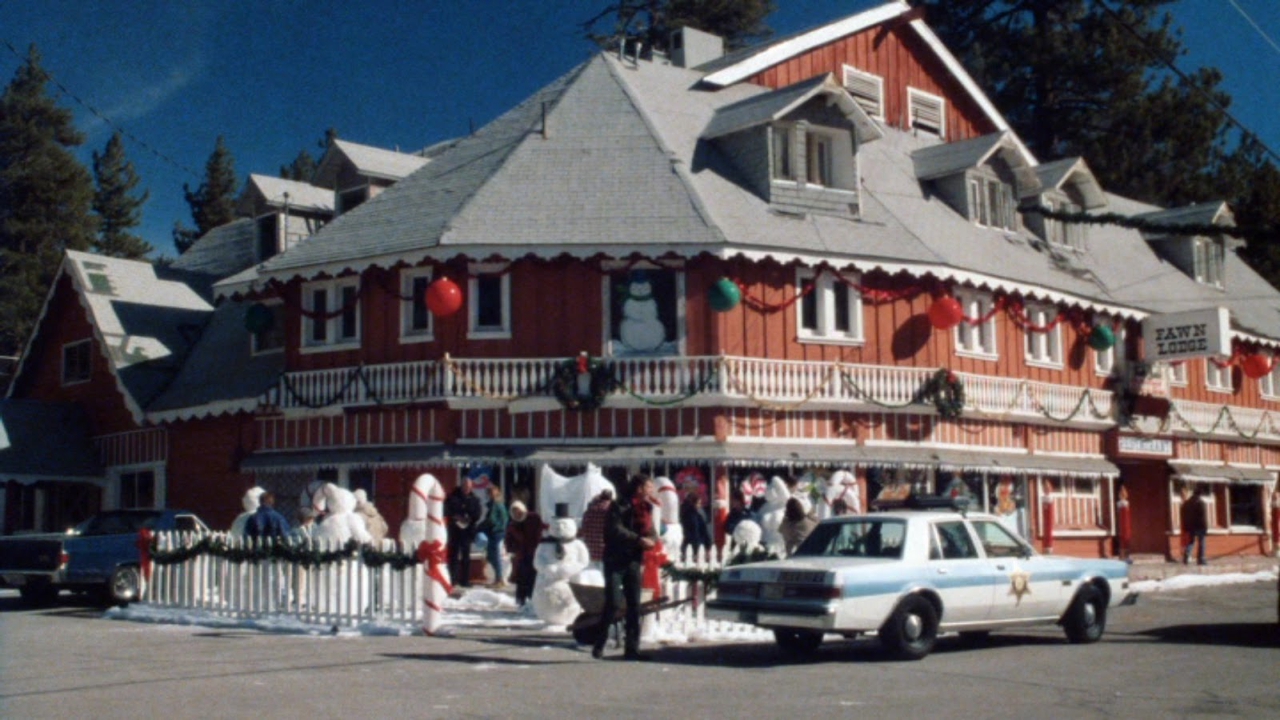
[1032,157,1107,209]
[313,139,429,187]
[701,72,882,144]
[168,218,258,284]
[910,131,1027,180]
[241,174,335,214]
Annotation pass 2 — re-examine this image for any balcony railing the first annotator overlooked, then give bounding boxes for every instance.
[1168,398,1280,442]
[263,354,1115,425]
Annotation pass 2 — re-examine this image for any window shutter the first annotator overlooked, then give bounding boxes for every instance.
[909,89,945,136]
[843,66,883,118]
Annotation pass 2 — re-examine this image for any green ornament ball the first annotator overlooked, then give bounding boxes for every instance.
[709,277,741,312]
[1088,324,1115,351]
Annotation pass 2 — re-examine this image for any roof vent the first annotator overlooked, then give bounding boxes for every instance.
[671,26,724,68]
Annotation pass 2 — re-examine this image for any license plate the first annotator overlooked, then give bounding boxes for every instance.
[3,574,26,586]
[761,583,785,600]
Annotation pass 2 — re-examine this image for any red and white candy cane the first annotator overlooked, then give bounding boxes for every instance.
[409,473,451,635]
[742,472,767,501]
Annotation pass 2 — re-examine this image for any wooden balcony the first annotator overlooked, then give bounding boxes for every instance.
[262,354,1116,426]
[1166,398,1280,442]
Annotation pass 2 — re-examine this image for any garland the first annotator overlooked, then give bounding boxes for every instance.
[918,368,965,419]
[149,536,422,570]
[550,356,617,411]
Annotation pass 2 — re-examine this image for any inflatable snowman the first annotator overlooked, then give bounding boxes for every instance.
[538,463,615,525]
[314,483,373,546]
[758,476,790,551]
[229,487,265,536]
[617,270,666,353]
[532,505,591,626]
[731,519,764,557]
[654,476,683,559]
[818,470,861,520]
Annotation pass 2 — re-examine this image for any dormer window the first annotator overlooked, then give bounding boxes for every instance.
[1194,237,1224,287]
[772,123,849,189]
[1042,196,1085,251]
[338,186,368,214]
[256,214,279,261]
[908,87,945,137]
[967,173,1016,230]
[842,66,883,119]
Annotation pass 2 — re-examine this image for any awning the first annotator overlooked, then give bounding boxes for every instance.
[1168,461,1276,486]
[859,446,1119,478]
[241,445,455,473]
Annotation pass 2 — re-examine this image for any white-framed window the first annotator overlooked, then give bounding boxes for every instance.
[604,265,685,357]
[1205,358,1232,393]
[796,267,864,344]
[468,263,511,340]
[1166,360,1188,386]
[1044,197,1086,250]
[400,268,434,343]
[1193,237,1224,288]
[807,133,833,186]
[967,173,1016,230]
[302,277,360,351]
[842,65,884,119]
[1023,303,1062,367]
[772,125,793,181]
[771,122,852,189]
[1046,477,1103,530]
[1095,325,1126,377]
[61,339,92,386]
[108,463,165,510]
[1227,483,1265,529]
[1261,357,1280,399]
[251,301,286,355]
[954,290,997,359]
[908,87,945,137]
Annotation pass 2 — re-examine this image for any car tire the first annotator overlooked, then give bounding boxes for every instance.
[879,595,938,660]
[105,565,141,607]
[773,628,824,655]
[1062,584,1106,644]
[18,580,59,607]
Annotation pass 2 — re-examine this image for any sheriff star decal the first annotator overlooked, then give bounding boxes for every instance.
[1009,569,1032,604]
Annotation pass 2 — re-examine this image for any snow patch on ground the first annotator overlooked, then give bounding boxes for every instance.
[1129,568,1277,594]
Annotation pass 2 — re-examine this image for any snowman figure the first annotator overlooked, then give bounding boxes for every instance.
[654,476,683,560]
[617,270,666,353]
[314,483,373,546]
[532,504,591,626]
[758,476,790,552]
[229,487,265,536]
[818,470,861,520]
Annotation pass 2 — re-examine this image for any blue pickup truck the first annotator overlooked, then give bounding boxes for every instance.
[0,509,208,606]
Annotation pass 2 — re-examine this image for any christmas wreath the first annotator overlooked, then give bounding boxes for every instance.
[550,355,616,411]
[921,368,965,420]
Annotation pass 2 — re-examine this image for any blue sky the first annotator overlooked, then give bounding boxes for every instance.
[4,1,1279,258]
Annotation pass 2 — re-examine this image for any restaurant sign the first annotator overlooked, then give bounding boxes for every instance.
[1142,307,1230,363]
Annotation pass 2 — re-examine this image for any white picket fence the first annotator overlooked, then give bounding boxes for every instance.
[143,531,759,635]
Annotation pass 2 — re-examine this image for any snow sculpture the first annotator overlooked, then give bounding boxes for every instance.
[229,487,265,536]
[731,519,764,556]
[617,270,666,353]
[537,463,615,525]
[818,470,861,520]
[758,476,790,551]
[314,484,372,545]
[654,476,682,559]
[532,510,590,626]
[402,473,451,635]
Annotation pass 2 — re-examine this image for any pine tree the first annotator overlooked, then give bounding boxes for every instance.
[280,127,338,181]
[92,131,152,259]
[0,45,96,357]
[584,0,775,56]
[173,135,239,254]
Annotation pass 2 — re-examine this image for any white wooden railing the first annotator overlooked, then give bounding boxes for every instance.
[264,354,1116,425]
[141,531,762,636]
[1168,398,1280,442]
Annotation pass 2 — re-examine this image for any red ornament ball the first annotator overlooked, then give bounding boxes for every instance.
[1242,353,1272,380]
[928,296,964,331]
[425,277,463,317]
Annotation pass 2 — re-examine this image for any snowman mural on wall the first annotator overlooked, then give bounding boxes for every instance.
[613,269,677,356]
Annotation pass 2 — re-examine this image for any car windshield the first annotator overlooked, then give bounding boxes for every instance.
[76,511,165,536]
[792,518,906,559]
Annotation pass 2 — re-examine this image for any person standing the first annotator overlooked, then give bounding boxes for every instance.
[592,474,659,661]
[778,497,818,556]
[580,489,614,566]
[1182,485,1210,566]
[484,485,510,588]
[679,493,712,557]
[505,501,543,607]
[244,491,291,539]
[444,478,483,589]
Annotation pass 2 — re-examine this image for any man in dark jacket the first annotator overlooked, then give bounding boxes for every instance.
[245,492,290,539]
[1181,485,1210,566]
[592,474,659,661]
[444,478,483,588]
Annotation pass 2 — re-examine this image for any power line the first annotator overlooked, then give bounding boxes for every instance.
[1225,0,1280,58]
[1,38,202,181]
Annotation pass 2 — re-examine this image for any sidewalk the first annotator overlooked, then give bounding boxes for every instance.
[1125,553,1279,582]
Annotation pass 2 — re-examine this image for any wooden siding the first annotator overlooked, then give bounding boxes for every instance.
[165,415,258,528]
[257,407,442,451]
[746,22,997,142]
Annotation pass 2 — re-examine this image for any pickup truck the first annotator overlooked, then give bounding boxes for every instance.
[0,509,208,606]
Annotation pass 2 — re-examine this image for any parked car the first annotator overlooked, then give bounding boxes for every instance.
[707,501,1136,660]
[0,509,208,606]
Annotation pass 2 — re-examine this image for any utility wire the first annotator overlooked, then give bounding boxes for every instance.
[1225,0,1280,57]
[1,37,201,181]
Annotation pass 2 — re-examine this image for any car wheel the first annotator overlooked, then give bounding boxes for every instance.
[1062,584,1106,644]
[773,628,824,655]
[106,565,141,607]
[879,595,938,660]
[18,580,59,607]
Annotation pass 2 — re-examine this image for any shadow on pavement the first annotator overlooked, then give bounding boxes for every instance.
[382,651,580,667]
[1137,623,1280,648]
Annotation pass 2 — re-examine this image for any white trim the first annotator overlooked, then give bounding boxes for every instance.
[1022,302,1062,369]
[106,462,166,510]
[841,64,885,120]
[795,267,865,343]
[467,262,512,340]
[954,289,998,359]
[1204,358,1232,393]
[399,267,435,344]
[301,277,361,350]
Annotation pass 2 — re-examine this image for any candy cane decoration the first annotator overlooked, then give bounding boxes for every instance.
[408,473,450,635]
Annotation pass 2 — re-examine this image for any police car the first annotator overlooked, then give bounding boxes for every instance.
[707,497,1135,660]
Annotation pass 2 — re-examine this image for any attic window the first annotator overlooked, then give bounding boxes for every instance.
[842,65,884,119]
[1043,197,1085,251]
[256,214,279,261]
[908,88,945,137]
[61,339,92,385]
[772,123,851,189]
[337,186,368,214]
[1193,237,1224,288]
[967,173,1016,230]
